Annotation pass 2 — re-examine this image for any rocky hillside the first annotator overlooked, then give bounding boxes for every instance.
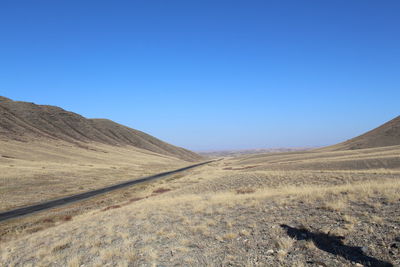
[0,96,201,162]
[324,115,400,150]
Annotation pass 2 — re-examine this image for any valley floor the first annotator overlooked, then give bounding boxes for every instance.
[1,146,400,266]
[0,140,187,211]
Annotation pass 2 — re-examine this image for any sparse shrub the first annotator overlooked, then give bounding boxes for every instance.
[128,197,143,203]
[42,218,54,223]
[101,205,121,211]
[153,188,171,194]
[52,242,71,253]
[62,215,73,221]
[236,187,256,194]
[26,225,45,234]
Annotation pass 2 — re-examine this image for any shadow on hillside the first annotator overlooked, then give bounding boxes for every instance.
[280,224,393,267]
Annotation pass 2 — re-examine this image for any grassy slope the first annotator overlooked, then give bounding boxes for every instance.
[1,146,399,266]
[321,115,400,151]
[0,140,188,211]
[0,96,202,162]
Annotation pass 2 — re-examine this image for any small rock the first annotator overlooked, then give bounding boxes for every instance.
[361,246,368,253]
[354,263,363,267]
[266,249,274,254]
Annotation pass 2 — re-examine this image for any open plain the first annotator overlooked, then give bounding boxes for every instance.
[1,144,399,266]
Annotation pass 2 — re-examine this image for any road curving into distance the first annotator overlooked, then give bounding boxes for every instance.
[0,160,215,222]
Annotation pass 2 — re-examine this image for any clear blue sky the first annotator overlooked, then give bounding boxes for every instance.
[1,1,399,151]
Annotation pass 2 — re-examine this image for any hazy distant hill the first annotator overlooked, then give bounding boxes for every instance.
[199,147,312,157]
[323,115,400,151]
[0,96,201,162]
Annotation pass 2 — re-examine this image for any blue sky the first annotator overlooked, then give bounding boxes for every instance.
[1,1,399,150]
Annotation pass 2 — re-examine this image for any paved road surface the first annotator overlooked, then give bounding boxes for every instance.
[0,160,214,222]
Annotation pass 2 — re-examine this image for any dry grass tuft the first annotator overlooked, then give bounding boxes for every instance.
[222,232,238,240]
[276,236,295,251]
[322,197,347,212]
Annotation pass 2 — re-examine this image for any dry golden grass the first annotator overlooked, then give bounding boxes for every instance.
[0,140,187,211]
[1,145,400,266]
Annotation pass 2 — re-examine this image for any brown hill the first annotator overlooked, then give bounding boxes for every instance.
[0,96,201,162]
[323,115,400,151]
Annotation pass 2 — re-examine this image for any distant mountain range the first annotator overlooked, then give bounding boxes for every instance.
[198,147,313,157]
